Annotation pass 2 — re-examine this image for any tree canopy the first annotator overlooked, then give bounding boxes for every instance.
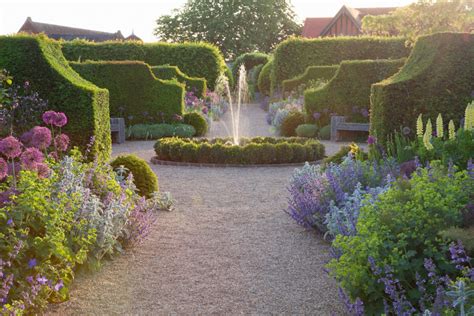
[361,0,473,42]
[154,0,301,60]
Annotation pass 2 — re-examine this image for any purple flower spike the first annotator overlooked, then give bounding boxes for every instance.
[36,276,48,285]
[0,136,22,159]
[7,218,13,226]
[367,135,377,145]
[28,258,37,269]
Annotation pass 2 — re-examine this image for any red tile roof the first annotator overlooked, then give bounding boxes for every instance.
[302,18,333,38]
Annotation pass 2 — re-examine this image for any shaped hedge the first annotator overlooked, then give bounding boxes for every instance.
[231,52,270,80]
[258,58,273,96]
[305,59,405,126]
[62,40,226,90]
[0,35,111,160]
[273,36,410,89]
[371,32,474,142]
[151,65,206,98]
[71,60,184,125]
[282,65,339,94]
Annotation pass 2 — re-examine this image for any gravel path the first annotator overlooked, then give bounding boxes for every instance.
[48,104,347,315]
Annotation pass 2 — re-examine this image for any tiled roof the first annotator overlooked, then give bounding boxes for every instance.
[355,7,398,20]
[125,33,143,42]
[302,17,333,38]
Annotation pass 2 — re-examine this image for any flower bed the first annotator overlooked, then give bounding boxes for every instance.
[153,137,325,165]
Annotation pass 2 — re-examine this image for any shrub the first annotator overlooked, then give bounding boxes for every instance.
[231,52,270,80]
[110,154,159,198]
[323,146,351,164]
[224,64,234,88]
[62,40,226,90]
[281,111,305,137]
[127,123,195,140]
[70,61,184,125]
[249,64,264,92]
[183,112,208,136]
[258,58,273,96]
[304,59,405,126]
[319,124,331,140]
[328,164,473,314]
[296,124,318,138]
[272,36,409,88]
[0,35,110,160]
[151,65,207,98]
[282,65,338,95]
[371,32,474,143]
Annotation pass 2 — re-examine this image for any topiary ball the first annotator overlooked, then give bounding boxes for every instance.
[281,111,305,137]
[110,154,158,198]
[319,124,331,140]
[184,112,208,137]
[296,124,318,138]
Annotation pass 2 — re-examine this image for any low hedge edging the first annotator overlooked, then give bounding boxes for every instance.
[154,137,325,165]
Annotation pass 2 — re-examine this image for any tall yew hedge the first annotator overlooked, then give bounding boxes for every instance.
[151,65,207,98]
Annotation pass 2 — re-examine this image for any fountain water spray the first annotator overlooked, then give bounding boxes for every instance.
[215,65,248,145]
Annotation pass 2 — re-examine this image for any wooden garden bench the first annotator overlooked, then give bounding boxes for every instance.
[330,116,369,141]
[110,117,126,144]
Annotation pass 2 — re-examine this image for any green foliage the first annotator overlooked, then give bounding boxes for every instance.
[282,65,338,94]
[296,124,318,138]
[151,65,207,98]
[0,35,111,160]
[183,112,208,136]
[258,58,273,96]
[249,64,264,93]
[110,154,159,198]
[127,123,196,140]
[62,40,225,90]
[153,0,301,60]
[319,124,331,140]
[231,52,270,79]
[273,36,410,89]
[371,33,474,143]
[362,0,473,43]
[154,137,325,164]
[281,111,305,137]
[440,227,474,256]
[328,165,472,314]
[70,60,184,125]
[224,64,234,87]
[305,59,405,126]
[323,146,351,165]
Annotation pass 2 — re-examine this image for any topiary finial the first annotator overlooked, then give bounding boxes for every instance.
[436,113,443,138]
[448,120,456,140]
[416,114,423,137]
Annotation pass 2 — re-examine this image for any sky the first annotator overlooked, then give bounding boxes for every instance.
[0,0,415,42]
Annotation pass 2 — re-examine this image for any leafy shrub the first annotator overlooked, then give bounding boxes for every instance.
[272,36,409,89]
[183,112,208,136]
[70,61,184,125]
[110,155,159,198]
[127,123,195,140]
[319,125,331,140]
[151,65,207,98]
[281,111,305,137]
[258,58,273,96]
[0,35,110,160]
[323,146,351,165]
[62,40,226,90]
[282,65,338,95]
[296,124,318,138]
[328,164,473,314]
[231,52,270,80]
[304,59,405,126]
[249,64,264,93]
[371,32,474,142]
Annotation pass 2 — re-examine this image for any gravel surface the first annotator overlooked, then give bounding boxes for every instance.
[48,104,348,315]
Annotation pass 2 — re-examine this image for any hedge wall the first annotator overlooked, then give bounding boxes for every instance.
[71,60,184,125]
[0,35,111,160]
[231,52,270,80]
[305,59,405,126]
[282,65,338,94]
[151,65,207,98]
[62,40,226,90]
[371,32,474,142]
[258,58,273,96]
[273,36,410,88]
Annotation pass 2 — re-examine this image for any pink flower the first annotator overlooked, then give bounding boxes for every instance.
[20,130,32,147]
[42,111,57,125]
[20,148,44,169]
[0,158,7,180]
[53,112,67,127]
[0,136,22,159]
[35,163,50,178]
[54,134,69,152]
[30,126,52,150]
[48,151,59,160]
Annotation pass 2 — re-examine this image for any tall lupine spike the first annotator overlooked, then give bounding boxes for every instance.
[448,120,456,140]
[416,114,423,137]
[464,101,474,131]
[436,114,443,138]
[423,119,434,150]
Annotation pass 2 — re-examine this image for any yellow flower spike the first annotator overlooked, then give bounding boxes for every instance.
[349,143,359,155]
[6,79,12,85]
[425,118,432,137]
[448,120,456,140]
[416,114,423,138]
[436,113,443,138]
[423,119,433,151]
[465,101,474,131]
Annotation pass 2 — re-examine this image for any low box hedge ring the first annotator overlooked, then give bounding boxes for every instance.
[153,137,325,165]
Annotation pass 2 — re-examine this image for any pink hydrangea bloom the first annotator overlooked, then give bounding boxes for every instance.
[53,112,68,128]
[0,158,7,180]
[54,134,69,152]
[20,147,44,170]
[0,136,22,159]
[42,111,57,125]
[30,126,52,150]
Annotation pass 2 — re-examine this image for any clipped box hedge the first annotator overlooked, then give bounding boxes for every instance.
[71,60,184,125]
[273,36,410,89]
[0,35,111,160]
[282,65,339,94]
[305,59,405,126]
[371,32,474,142]
[231,52,270,80]
[62,40,226,90]
[151,65,207,98]
[154,137,325,165]
[258,58,273,96]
